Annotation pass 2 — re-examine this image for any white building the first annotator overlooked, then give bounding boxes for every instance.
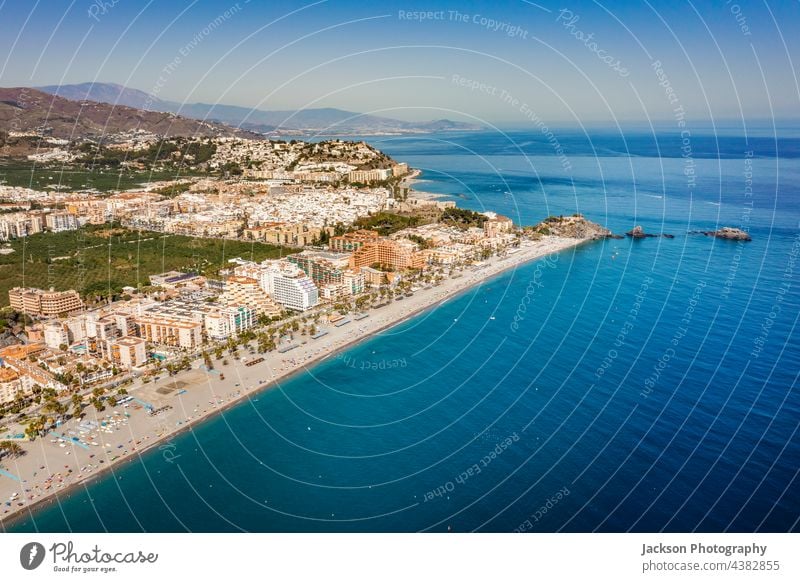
[43,321,69,350]
[258,262,319,311]
[342,271,365,296]
[45,212,79,232]
[233,259,319,312]
[204,306,256,340]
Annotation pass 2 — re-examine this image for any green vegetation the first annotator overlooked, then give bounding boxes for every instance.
[0,162,197,192]
[0,441,24,458]
[0,224,298,307]
[440,207,487,228]
[406,234,433,249]
[151,182,192,197]
[76,138,217,168]
[352,212,419,236]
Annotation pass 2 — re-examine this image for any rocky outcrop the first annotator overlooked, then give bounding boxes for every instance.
[531,214,620,239]
[625,225,674,239]
[701,227,752,241]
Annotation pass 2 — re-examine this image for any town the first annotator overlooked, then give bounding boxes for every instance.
[0,133,537,447]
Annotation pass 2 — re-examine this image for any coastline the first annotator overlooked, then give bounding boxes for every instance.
[0,235,591,529]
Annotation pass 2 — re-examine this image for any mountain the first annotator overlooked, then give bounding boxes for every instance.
[0,87,259,141]
[35,82,483,134]
[37,82,169,112]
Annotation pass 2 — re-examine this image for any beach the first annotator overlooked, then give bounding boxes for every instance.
[0,235,586,527]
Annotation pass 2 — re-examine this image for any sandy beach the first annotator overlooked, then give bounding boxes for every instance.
[0,235,587,527]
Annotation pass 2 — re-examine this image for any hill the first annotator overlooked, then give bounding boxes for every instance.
[0,87,259,142]
[35,82,484,135]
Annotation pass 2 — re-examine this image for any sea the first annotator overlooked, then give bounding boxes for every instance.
[6,127,799,532]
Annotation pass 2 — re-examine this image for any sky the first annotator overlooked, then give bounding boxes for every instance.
[0,0,798,125]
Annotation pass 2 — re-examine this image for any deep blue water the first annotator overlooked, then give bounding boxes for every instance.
[7,129,800,532]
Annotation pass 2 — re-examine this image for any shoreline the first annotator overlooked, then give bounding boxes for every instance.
[0,235,591,529]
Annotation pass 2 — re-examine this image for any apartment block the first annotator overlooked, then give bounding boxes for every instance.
[108,336,148,369]
[348,168,392,183]
[222,276,282,318]
[9,287,83,317]
[349,238,425,271]
[329,229,379,253]
[204,306,255,340]
[45,211,79,232]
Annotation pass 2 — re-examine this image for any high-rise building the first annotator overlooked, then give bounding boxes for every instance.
[259,262,319,311]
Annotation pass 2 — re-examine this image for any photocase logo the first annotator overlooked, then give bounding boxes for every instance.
[19,542,46,570]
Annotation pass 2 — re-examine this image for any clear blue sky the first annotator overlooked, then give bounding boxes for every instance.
[0,0,798,124]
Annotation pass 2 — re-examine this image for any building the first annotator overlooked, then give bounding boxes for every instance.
[0,343,63,392]
[287,250,349,286]
[342,270,365,295]
[204,306,255,340]
[483,214,514,237]
[9,287,83,317]
[136,316,202,349]
[43,321,69,350]
[348,168,392,183]
[148,271,204,289]
[134,299,206,349]
[0,212,44,241]
[0,368,27,406]
[86,313,121,342]
[360,266,388,287]
[329,229,379,253]
[349,238,425,271]
[258,262,319,311]
[244,222,332,246]
[222,276,282,318]
[45,211,79,232]
[108,336,147,369]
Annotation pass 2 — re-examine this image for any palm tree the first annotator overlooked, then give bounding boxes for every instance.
[0,441,24,458]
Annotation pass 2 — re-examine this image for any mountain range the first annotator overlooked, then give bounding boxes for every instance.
[36,82,482,135]
[0,86,258,142]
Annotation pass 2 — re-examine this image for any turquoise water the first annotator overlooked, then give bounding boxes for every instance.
[7,129,799,532]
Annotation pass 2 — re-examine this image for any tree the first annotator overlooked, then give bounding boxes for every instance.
[0,441,24,459]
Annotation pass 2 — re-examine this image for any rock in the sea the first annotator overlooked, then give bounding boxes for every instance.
[708,227,752,241]
[625,225,672,239]
[626,225,648,238]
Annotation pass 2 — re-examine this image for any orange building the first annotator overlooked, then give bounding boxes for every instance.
[349,238,425,271]
[9,287,83,317]
[329,230,379,253]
